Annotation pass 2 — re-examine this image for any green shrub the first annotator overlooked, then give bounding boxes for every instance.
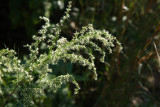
[0,1,121,106]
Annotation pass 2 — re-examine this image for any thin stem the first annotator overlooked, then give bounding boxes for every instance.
[2,80,22,107]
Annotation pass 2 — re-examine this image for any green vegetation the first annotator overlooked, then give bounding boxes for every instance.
[0,1,121,106]
[0,0,160,107]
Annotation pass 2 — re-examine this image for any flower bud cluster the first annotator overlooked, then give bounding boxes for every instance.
[0,1,122,106]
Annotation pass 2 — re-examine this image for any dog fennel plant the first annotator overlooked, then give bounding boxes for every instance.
[0,1,122,106]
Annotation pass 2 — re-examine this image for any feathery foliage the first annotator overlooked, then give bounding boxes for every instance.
[0,1,121,106]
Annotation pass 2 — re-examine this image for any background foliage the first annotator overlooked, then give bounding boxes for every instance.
[1,0,160,106]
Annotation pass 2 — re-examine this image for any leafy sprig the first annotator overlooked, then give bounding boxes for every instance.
[0,1,122,106]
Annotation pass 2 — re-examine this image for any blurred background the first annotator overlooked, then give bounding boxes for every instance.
[1,0,160,106]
